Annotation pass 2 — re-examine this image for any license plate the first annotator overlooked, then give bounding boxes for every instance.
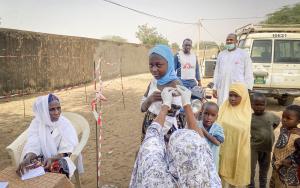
[254,76,266,84]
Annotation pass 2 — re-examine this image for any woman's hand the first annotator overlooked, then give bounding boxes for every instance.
[43,158,53,171]
[161,87,174,109]
[16,157,31,176]
[141,91,162,112]
[16,153,37,176]
[176,85,204,136]
[148,91,162,103]
[176,85,191,106]
[43,153,67,171]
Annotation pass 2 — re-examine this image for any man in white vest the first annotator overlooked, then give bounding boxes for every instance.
[213,33,254,106]
[174,38,201,90]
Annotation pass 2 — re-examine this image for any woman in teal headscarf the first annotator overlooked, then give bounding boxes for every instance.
[148,44,178,85]
[140,44,184,142]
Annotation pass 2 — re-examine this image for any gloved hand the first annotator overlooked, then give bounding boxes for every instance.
[161,87,174,109]
[176,85,191,106]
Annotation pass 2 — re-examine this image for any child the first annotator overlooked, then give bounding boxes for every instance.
[249,93,280,188]
[140,44,184,142]
[217,83,252,187]
[197,101,224,170]
[270,105,300,187]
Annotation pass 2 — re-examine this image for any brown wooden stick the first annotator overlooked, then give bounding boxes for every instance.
[120,57,126,109]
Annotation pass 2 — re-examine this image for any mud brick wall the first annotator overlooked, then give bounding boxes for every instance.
[0,28,150,96]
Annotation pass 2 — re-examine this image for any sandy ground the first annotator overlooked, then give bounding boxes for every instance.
[1,73,300,187]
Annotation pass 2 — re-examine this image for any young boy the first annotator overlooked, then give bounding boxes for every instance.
[197,101,224,170]
[249,93,280,188]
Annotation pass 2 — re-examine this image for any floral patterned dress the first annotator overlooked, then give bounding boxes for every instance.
[270,127,300,187]
[130,122,221,188]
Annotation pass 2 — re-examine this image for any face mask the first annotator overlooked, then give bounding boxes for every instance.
[224,43,236,50]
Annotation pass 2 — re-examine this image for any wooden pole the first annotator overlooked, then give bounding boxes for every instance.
[197,19,204,77]
[94,61,99,188]
[119,57,125,109]
[22,80,25,118]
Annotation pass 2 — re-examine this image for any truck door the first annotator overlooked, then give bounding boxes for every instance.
[271,39,300,88]
[251,40,273,87]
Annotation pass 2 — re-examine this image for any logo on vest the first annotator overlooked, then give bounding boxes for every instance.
[182,63,194,69]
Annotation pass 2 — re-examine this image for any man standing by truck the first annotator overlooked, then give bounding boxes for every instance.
[213,33,254,106]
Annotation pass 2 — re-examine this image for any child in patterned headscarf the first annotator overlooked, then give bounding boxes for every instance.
[140,44,184,142]
[270,105,300,187]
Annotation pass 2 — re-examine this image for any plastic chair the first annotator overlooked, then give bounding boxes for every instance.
[6,112,90,188]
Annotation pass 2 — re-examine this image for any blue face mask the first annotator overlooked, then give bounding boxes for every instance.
[225,43,236,50]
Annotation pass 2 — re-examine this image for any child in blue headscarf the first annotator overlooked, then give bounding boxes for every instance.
[140,44,184,142]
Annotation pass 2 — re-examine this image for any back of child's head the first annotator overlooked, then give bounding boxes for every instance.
[250,93,266,115]
[285,105,300,120]
[203,101,219,112]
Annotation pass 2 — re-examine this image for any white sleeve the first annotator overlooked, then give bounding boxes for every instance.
[57,118,78,154]
[58,136,75,154]
[244,52,254,90]
[213,56,220,90]
[140,96,147,108]
[21,119,42,159]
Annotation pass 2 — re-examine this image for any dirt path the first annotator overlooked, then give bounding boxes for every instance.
[0,73,299,187]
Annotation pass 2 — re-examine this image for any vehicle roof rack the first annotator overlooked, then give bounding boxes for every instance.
[235,24,300,35]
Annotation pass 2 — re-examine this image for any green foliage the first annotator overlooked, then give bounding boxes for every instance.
[193,41,219,50]
[171,42,180,51]
[263,3,300,24]
[102,35,128,43]
[136,24,169,46]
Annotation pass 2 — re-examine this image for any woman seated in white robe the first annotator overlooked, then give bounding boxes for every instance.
[17,94,83,178]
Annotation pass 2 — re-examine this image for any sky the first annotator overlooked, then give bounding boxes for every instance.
[1,0,299,45]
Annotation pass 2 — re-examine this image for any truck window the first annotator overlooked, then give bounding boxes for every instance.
[251,40,272,63]
[274,40,300,64]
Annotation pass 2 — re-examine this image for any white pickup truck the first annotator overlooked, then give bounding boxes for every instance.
[236,24,300,105]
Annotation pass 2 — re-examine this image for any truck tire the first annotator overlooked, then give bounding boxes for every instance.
[277,96,294,106]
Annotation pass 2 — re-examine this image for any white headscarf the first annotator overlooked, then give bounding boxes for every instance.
[21,94,84,173]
